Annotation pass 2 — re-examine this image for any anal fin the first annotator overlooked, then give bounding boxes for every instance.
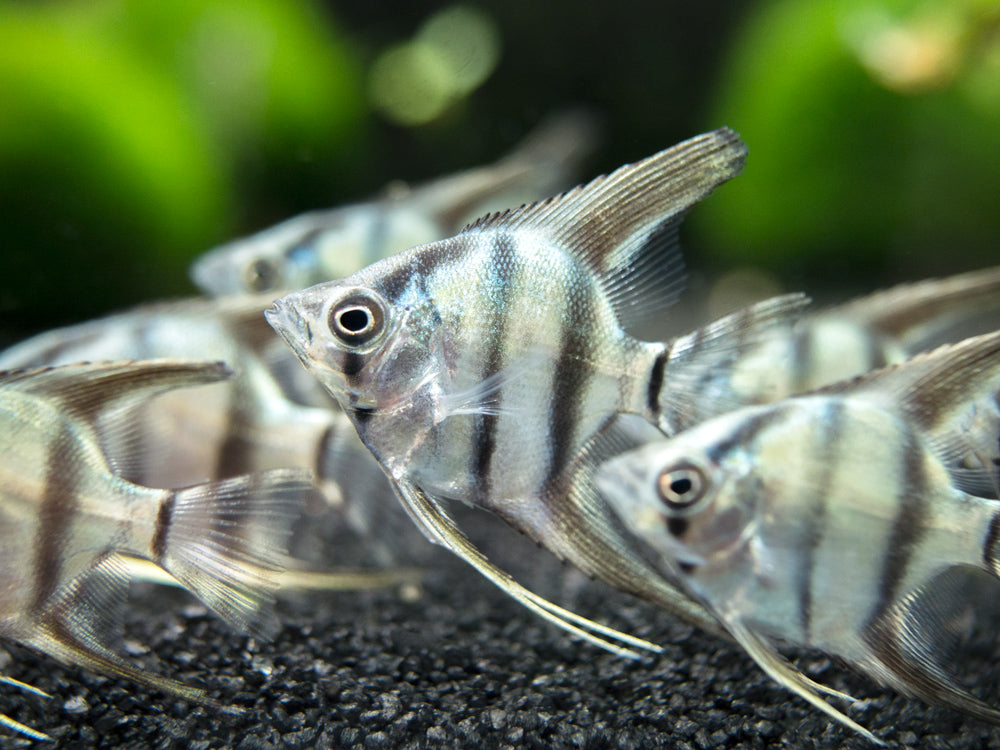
[0,676,53,742]
[28,555,213,707]
[728,618,884,746]
[393,480,662,658]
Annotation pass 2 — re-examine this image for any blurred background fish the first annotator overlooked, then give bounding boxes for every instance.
[596,330,1000,743]
[692,264,1000,406]
[190,109,601,297]
[0,360,311,741]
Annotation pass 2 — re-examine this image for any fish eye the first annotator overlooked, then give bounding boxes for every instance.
[328,292,385,346]
[656,464,708,511]
[244,258,278,292]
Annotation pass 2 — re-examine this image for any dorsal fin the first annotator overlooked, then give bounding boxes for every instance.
[814,330,1000,496]
[839,265,1000,349]
[816,330,1000,430]
[0,360,232,426]
[411,108,602,230]
[461,128,747,331]
[0,360,233,476]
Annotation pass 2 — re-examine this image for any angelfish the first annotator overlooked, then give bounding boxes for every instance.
[595,330,1000,744]
[192,110,601,297]
[723,264,1000,403]
[268,127,809,652]
[0,360,310,741]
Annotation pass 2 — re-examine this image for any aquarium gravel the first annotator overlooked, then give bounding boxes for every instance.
[1,510,997,749]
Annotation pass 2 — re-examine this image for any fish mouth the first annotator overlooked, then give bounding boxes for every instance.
[265,299,312,352]
[190,244,235,296]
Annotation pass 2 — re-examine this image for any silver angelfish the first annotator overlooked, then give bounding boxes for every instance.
[192,110,601,297]
[0,360,311,742]
[268,128,809,654]
[595,329,1000,744]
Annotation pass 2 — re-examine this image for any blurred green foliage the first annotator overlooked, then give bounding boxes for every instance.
[694,0,1000,288]
[0,0,997,333]
[0,0,364,329]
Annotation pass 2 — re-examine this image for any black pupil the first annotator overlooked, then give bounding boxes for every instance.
[670,477,692,495]
[340,308,370,332]
[249,260,274,289]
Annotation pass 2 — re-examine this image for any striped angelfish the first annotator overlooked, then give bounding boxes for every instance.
[595,329,1000,744]
[0,295,418,567]
[191,109,601,297]
[268,127,810,652]
[0,361,310,742]
[721,264,1000,404]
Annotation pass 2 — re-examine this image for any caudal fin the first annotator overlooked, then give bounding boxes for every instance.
[157,469,311,635]
[652,293,811,433]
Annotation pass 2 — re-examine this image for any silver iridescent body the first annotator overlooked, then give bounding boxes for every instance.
[597,330,1000,743]
[0,360,310,742]
[269,128,811,651]
[192,110,600,297]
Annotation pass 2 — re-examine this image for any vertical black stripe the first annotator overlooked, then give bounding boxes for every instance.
[152,492,176,563]
[866,429,930,627]
[215,410,253,479]
[341,352,366,378]
[377,243,436,301]
[646,349,668,419]
[866,332,890,371]
[32,424,80,613]
[542,276,596,492]
[796,400,845,640]
[313,424,337,480]
[705,407,785,466]
[470,234,517,502]
[983,511,1000,574]
[286,227,324,265]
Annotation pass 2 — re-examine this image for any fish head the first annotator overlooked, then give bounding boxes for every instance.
[596,419,761,576]
[191,216,340,297]
[266,276,445,419]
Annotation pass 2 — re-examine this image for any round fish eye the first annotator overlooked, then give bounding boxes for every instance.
[328,292,385,346]
[244,258,278,292]
[656,465,708,510]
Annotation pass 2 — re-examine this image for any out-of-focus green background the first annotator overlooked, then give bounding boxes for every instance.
[1,0,998,332]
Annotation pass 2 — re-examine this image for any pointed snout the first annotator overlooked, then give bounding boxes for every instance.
[265,296,312,355]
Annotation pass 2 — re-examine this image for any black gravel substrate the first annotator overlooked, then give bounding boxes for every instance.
[2,508,999,749]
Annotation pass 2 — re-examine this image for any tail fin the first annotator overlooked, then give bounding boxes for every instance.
[653,293,811,433]
[415,109,602,230]
[157,469,311,635]
[498,108,602,184]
